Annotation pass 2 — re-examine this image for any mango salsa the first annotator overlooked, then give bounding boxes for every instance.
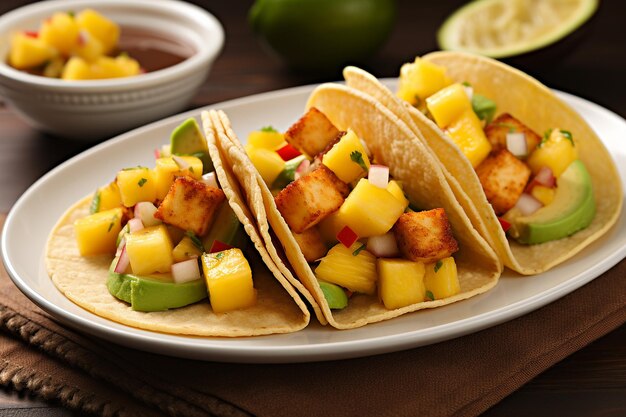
[377,258,426,309]
[125,225,174,275]
[248,128,285,150]
[386,180,409,209]
[527,129,578,177]
[397,58,453,105]
[75,9,120,55]
[8,33,57,70]
[423,257,460,300]
[172,236,203,263]
[74,207,123,256]
[94,181,122,212]
[322,129,371,183]
[39,12,80,56]
[315,242,377,295]
[202,249,257,313]
[338,178,405,237]
[116,166,157,207]
[246,145,285,185]
[154,156,203,200]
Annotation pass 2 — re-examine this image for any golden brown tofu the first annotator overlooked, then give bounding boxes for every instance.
[284,107,341,157]
[393,209,458,263]
[155,176,225,236]
[475,149,532,215]
[485,113,541,155]
[292,226,328,262]
[275,165,349,233]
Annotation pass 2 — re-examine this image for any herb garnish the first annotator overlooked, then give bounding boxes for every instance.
[350,151,368,173]
[138,178,147,187]
[89,190,101,214]
[260,126,278,133]
[186,231,204,251]
[434,260,443,273]
[107,214,119,232]
[121,166,147,171]
[352,243,367,256]
[426,290,435,301]
[560,129,574,145]
[215,252,225,260]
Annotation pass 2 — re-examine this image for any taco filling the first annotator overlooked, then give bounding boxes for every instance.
[244,108,463,310]
[397,57,595,245]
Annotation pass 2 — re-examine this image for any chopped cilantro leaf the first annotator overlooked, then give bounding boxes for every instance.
[471,93,496,124]
[107,214,118,232]
[215,252,225,259]
[560,129,574,145]
[494,122,517,133]
[462,81,471,87]
[434,260,443,273]
[189,166,195,173]
[186,231,204,251]
[541,128,554,147]
[67,10,75,18]
[426,290,435,301]
[138,178,147,187]
[122,165,147,171]
[350,150,368,173]
[89,190,101,214]
[260,126,278,133]
[352,243,367,256]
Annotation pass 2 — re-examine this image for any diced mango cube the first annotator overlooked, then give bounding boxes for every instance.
[284,107,341,157]
[338,178,405,237]
[61,56,91,80]
[248,128,285,150]
[72,30,104,61]
[202,249,257,313]
[426,83,471,128]
[172,236,203,263]
[397,58,453,105]
[246,145,285,185]
[125,225,173,275]
[386,180,409,209]
[292,227,328,262]
[39,12,80,56]
[377,258,426,309]
[527,129,578,177]
[74,207,123,256]
[424,257,460,300]
[8,33,57,69]
[531,185,556,206]
[322,129,371,183]
[95,181,122,212]
[394,210,459,263]
[154,156,203,200]
[75,9,120,55]
[116,166,157,207]
[315,242,377,295]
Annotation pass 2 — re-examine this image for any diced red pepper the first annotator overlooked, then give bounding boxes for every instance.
[209,240,233,253]
[153,148,161,159]
[24,30,38,38]
[337,226,358,248]
[498,217,511,233]
[276,144,302,161]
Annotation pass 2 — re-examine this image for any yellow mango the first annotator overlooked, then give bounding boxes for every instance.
[72,30,104,61]
[75,9,120,55]
[39,12,80,56]
[125,225,173,275]
[322,129,370,183]
[377,258,426,309]
[397,58,453,105]
[426,83,471,128]
[527,129,578,177]
[116,166,157,207]
[531,185,555,206]
[386,180,409,208]
[74,207,123,256]
[315,242,377,295]
[424,257,460,300]
[8,33,57,69]
[445,109,492,168]
[172,236,203,263]
[338,178,405,237]
[202,249,257,313]
[95,181,122,212]
[61,56,91,80]
[246,145,285,185]
[114,55,141,76]
[154,156,203,200]
[248,129,285,150]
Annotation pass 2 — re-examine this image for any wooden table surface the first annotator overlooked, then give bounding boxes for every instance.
[1,1,625,416]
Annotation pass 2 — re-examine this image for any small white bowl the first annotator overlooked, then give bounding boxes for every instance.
[0,0,224,141]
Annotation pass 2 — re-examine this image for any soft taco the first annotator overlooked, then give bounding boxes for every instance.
[46,118,311,337]
[202,87,501,330]
[343,51,623,275]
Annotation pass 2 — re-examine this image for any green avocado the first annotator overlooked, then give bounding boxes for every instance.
[271,154,306,190]
[170,118,214,173]
[318,280,348,309]
[202,201,249,252]
[107,260,207,312]
[508,160,595,245]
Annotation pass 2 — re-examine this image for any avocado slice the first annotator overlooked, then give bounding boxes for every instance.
[508,160,595,244]
[202,201,249,252]
[318,280,348,309]
[271,154,307,190]
[170,118,214,173]
[107,260,207,311]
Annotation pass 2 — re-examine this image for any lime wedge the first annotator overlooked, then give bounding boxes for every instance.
[438,0,598,58]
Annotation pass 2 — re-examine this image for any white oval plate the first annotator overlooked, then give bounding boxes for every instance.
[2,82,625,363]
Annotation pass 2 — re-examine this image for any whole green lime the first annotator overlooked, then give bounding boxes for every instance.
[249,0,396,73]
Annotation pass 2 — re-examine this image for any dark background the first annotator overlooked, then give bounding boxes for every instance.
[1,1,625,416]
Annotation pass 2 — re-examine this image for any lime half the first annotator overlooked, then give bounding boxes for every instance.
[438,0,598,58]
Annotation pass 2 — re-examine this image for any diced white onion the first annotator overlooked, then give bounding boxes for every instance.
[463,85,474,101]
[366,233,399,257]
[115,236,126,256]
[114,245,130,274]
[128,218,144,233]
[171,258,201,283]
[534,166,556,187]
[515,193,543,216]
[294,159,311,181]
[368,165,389,189]
[134,202,161,227]
[506,132,527,158]
[172,155,190,170]
[201,172,219,188]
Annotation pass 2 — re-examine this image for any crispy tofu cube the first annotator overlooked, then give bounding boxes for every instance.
[393,209,458,263]
[275,165,349,233]
[284,107,340,157]
[292,227,328,262]
[155,176,225,236]
[485,113,541,156]
[475,149,532,215]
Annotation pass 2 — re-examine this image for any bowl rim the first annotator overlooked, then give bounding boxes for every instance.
[0,0,224,91]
